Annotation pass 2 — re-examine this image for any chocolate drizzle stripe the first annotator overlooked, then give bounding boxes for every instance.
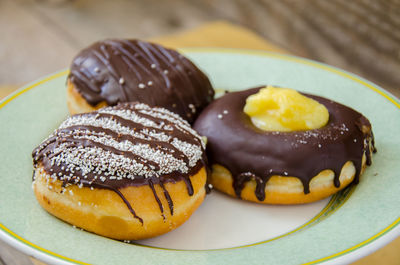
[58,137,156,169]
[159,181,174,216]
[137,42,196,109]
[70,111,198,153]
[65,108,201,172]
[193,87,375,201]
[120,44,172,91]
[92,48,125,98]
[110,187,143,224]
[133,106,205,147]
[131,42,169,69]
[112,40,152,77]
[58,124,190,166]
[143,106,199,133]
[148,179,165,220]
[120,55,143,81]
[136,109,203,146]
[134,41,175,89]
[99,110,198,146]
[255,175,268,201]
[182,176,194,196]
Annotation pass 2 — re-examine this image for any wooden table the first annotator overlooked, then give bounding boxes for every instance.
[1,1,399,264]
[1,0,399,93]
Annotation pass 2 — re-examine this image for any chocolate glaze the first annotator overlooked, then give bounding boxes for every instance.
[69,39,214,123]
[193,87,376,201]
[33,103,207,223]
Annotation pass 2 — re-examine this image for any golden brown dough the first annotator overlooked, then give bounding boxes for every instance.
[210,159,365,204]
[67,80,106,115]
[33,166,206,240]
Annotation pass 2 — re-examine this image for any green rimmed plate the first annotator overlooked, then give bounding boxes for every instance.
[0,49,399,265]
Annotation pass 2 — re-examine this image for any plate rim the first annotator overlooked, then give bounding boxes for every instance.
[1,48,399,265]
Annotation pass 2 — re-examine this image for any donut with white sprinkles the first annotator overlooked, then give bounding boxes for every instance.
[32,102,208,240]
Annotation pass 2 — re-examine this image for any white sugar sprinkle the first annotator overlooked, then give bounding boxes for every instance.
[188,104,196,113]
[223,110,228,114]
[150,64,156,69]
[217,114,223,119]
[138,83,145,89]
[147,81,153,86]
[163,70,169,74]
[119,78,125,85]
[40,103,205,185]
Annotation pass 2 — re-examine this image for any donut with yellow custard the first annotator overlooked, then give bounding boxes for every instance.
[194,86,375,204]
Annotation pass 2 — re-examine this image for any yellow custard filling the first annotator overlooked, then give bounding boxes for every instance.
[243,86,329,131]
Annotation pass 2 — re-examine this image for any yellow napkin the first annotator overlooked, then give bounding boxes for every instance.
[151,21,288,53]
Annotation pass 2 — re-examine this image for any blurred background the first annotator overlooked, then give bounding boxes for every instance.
[1,0,400,94]
[1,0,400,264]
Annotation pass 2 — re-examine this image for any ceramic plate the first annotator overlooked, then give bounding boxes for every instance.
[0,49,399,265]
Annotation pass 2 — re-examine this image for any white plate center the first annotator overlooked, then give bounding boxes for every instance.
[137,191,329,250]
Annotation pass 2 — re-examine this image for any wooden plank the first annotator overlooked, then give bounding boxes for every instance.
[0,0,76,85]
[353,236,400,265]
[0,240,33,265]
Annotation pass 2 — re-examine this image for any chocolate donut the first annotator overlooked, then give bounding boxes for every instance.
[32,102,208,240]
[67,39,214,123]
[193,87,375,204]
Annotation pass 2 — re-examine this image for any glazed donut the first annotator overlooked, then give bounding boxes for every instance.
[67,39,214,123]
[194,87,375,204]
[32,102,207,240]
